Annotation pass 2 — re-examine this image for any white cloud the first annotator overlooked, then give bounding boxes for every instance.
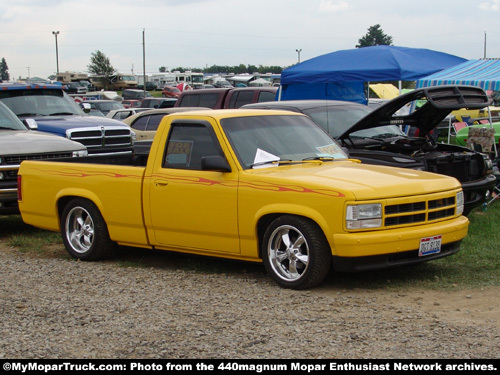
[479,0,500,11]
[318,0,349,13]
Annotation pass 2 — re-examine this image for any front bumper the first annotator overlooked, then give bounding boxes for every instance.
[462,174,497,214]
[330,215,469,272]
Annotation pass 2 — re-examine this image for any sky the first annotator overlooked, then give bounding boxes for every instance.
[1,0,499,80]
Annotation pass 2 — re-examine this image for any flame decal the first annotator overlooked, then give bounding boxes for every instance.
[30,166,344,198]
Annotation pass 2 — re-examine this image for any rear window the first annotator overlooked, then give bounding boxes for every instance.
[179,93,220,109]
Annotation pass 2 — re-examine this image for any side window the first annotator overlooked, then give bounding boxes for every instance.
[163,123,223,170]
[179,94,200,107]
[231,91,254,108]
[258,91,276,102]
[131,116,149,131]
[199,94,220,109]
[145,114,166,131]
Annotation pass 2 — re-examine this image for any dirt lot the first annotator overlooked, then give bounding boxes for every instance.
[0,240,499,359]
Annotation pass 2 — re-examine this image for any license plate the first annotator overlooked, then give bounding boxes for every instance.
[419,235,442,256]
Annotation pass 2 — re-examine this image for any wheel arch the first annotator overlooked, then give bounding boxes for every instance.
[56,189,105,224]
[256,208,332,259]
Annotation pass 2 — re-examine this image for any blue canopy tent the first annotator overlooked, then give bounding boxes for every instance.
[416,58,500,91]
[279,45,467,104]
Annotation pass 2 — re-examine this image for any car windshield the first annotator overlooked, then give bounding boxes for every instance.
[0,89,85,117]
[0,102,28,130]
[302,104,372,138]
[350,125,407,139]
[221,114,348,169]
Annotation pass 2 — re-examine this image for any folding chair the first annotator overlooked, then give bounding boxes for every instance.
[452,122,468,135]
[466,127,495,154]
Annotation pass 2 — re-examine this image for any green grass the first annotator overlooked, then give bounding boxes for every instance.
[1,201,499,290]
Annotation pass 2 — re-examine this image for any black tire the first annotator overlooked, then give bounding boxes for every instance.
[262,215,331,289]
[60,198,115,261]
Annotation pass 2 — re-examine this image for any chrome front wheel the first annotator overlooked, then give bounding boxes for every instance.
[268,224,310,282]
[262,216,331,289]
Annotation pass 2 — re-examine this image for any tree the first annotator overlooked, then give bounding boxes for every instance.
[87,50,116,89]
[356,24,393,48]
[0,58,10,81]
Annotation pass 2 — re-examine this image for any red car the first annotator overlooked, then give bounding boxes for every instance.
[162,85,181,98]
[122,100,141,108]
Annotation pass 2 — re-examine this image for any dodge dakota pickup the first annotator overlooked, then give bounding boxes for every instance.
[18,110,468,289]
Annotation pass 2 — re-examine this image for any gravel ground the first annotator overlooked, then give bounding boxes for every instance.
[0,243,499,359]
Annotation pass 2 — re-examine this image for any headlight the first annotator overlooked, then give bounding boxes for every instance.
[456,191,464,216]
[346,203,382,229]
[72,149,88,157]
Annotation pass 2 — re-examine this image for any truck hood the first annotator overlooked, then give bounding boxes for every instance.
[0,130,86,155]
[338,85,490,139]
[27,115,130,135]
[246,161,461,200]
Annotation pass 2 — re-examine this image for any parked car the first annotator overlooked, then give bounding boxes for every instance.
[243,86,497,214]
[213,80,233,88]
[0,101,87,215]
[81,100,124,116]
[140,97,177,109]
[162,85,181,98]
[122,89,152,100]
[122,100,142,108]
[122,107,210,141]
[63,82,87,94]
[106,108,151,121]
[137,82,158,91]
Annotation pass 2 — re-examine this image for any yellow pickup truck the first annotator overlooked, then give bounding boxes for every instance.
[18,109,468,289]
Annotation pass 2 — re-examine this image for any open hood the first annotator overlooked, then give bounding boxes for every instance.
[338,85,490,139]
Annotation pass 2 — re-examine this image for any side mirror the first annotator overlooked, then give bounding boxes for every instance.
[201,155,231,172]
[24,118,38,130]
[80,102,91,113]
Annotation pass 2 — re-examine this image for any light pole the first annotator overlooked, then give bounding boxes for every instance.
[52,31,60,75]
[296,49,302,64]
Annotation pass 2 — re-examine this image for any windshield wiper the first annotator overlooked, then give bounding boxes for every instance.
[302,156,335,161]
[16,113,45,117]
[49,112,77,116]
[250,159,291,169]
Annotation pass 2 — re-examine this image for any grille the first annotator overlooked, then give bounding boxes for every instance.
[1,152,73,181]
[5,152,73,165]
[384,195,456,227]
[68,127,133,149]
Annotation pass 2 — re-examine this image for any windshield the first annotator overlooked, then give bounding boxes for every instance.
[0,102,28,130]
[302,104,372,138]
[191,76,204,83]
[350,125,407,139]
[120,76,136,81]
[221,115,348,169]
[0,89,85,117]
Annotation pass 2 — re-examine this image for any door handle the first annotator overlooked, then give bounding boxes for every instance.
[154,180,169,188]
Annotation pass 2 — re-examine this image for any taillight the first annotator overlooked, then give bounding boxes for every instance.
[17,175,22,201]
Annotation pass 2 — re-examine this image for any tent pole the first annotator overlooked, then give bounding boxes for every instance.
[488,107,498,157]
